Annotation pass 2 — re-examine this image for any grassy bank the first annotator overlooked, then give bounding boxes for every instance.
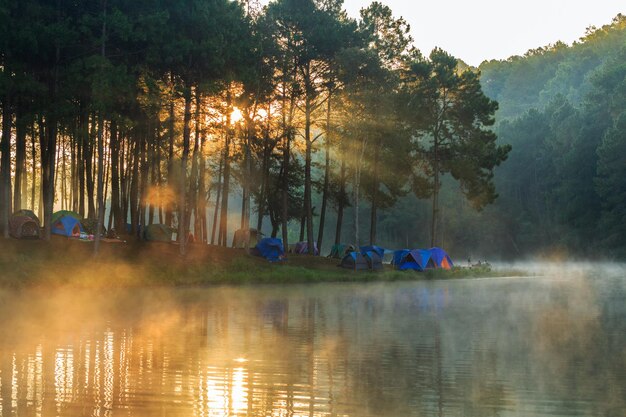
[0,238,519,288]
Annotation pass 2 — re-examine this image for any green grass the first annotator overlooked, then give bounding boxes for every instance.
[0,239,525,288]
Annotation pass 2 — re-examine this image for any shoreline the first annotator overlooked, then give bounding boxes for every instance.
[0,238,522,289]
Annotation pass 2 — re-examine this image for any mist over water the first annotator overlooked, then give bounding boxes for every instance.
[0,265,624,416]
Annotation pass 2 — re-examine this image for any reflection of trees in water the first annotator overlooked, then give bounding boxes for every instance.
[0,279,624,417]
[530,277,626,417]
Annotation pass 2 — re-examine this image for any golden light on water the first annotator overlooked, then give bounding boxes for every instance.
[0,278,624,417]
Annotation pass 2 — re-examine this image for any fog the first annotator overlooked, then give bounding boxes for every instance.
[0,264,624,416]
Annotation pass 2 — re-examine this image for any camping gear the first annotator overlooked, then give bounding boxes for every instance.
[51,214,84,237]
[232,228,262,248]
[255,238,285,262]
[395,249,435,271]
[9,215,40,239]
[81,218,107,236]
[143,224,173,242]
[328,243,356,259]
[364,251,383,271]
[294,241,319,255]
[359,245,385,258]
[340,252,369,271]
[429,247,454,270]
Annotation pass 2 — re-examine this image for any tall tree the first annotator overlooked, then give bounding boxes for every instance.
[403,49,510,246]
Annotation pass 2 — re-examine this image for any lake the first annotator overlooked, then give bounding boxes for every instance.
[0,268,624,416]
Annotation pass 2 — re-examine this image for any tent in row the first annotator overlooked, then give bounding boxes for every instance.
[340,251,383,271]
[9,209,40,239]
[292,241,319,255]
[51,211,85,237]
[393,247,453,271]
[253,238,285,262]
[327,243,356,259]
[232,228,262,248]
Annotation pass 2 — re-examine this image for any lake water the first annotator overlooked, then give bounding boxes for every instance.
[0,270,624,417]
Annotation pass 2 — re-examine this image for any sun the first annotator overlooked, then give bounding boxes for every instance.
[230,107,243,124]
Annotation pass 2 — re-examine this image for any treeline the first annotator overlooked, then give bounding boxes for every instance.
[0,0,507,255]
[451,14,626,258]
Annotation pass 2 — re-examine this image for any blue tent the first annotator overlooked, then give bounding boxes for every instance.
[52,215,84,237]
[364,251,383,271]
[396,249,435,271]
[392,249,410,266]
[429,247,454,269]
[255,238,285,262]
[359,245,385,258]
[340,252,369,270]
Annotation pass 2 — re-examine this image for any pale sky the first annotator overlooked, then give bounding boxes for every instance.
[341,0,625,66]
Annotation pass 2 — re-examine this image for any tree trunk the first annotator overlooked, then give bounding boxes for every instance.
[430,134,439,247]
[165,74,176,228]
[84,111,96,220]
[14,108,27,213]
[178,86,192,255]
[30,122,37,210]
[189,91,201,240]
[78,110,86,217]
[139,122,149,238]
[94,114,106,255]
[335,156,346,245]
[257,137,270,231]
[42,114,57,241]
[353,136,367,247]
[129,134,140,239]
[369,142,380,245]
[241,112,253,249]
[210,149,223,245]
[218,90,233,247]
[0,93,11,237]
[109,120,121,233]
[197,120,207,243]
[303,64,314,255]
[317,91,332,253]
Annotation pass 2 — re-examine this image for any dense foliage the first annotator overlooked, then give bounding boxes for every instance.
[0,0,507,255]
[456,14,626,259]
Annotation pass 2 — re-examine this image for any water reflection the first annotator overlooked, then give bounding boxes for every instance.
[0,274,624,417]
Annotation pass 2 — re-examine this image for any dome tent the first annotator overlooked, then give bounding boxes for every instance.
[143,224,173,242]
[340,252,369,271]
[429,247,453,269]
[394,249,436,271]
[254,238,285,262]
[51,212,84,237]
[9,213,40,239]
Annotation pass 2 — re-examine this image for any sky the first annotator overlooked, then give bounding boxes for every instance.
[341,0,625,66]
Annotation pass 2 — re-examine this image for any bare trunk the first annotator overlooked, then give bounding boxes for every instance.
[334,157,346,245]
[317,92,332,252]
[94,114,106,255]
[14,108,27,212]
[210,150,223,245]
[369,142,380,245]
[178,87,192,255]
[353,136,367,247]
[303,65,314,255]
[165,73,176,228]
[0,93,11,237]
[430,135,439,248]
[189,91,201,240]
[218,90,232,247]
